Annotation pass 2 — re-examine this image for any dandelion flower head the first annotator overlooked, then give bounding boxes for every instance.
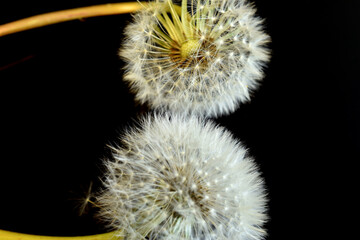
[120,0,271,117]
[96,114,267,239]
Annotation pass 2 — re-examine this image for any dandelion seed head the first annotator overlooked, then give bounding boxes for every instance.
[96,114,267,239]
[120,0,271,117]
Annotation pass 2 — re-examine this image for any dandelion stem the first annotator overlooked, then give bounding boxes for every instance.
[0,229,122,240]
[0,2,144,37]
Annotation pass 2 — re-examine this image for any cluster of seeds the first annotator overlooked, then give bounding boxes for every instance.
[120,0,270,117]
[97,114,267,239]
[96,1,270,239]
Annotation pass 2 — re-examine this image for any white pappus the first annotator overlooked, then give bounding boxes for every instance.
[120,0,271,117]
[96,114,268,239]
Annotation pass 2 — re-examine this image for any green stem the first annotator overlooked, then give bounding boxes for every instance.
[0,229,122,240]
[0,2,143,37]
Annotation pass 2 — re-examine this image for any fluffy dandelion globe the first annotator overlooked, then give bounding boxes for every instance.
[120,0,271,117]
[96,114,267,239]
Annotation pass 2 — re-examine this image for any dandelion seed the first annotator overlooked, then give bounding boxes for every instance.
[120,0,271,117]
[96,114,268,239]
[73,182,96,216]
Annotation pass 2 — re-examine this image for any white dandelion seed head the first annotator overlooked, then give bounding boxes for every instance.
[120,0,271,117]
[96,114,268,239]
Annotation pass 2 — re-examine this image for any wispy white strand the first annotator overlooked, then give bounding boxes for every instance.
[120,0,271,117]
[96,114,268,239]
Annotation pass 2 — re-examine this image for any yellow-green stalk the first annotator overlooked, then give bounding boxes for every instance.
[0,229,122,240]
[0,3,143,37]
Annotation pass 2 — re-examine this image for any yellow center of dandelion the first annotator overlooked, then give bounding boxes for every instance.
[151,1,217,69]
[180,40,201,59]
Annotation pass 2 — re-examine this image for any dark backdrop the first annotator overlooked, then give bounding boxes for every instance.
[0,0,358,239]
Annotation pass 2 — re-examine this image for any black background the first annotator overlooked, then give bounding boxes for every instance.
[0,0,358,239]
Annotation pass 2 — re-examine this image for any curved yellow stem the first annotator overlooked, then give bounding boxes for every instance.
[0,2,144,37]
[0,229,122,240]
